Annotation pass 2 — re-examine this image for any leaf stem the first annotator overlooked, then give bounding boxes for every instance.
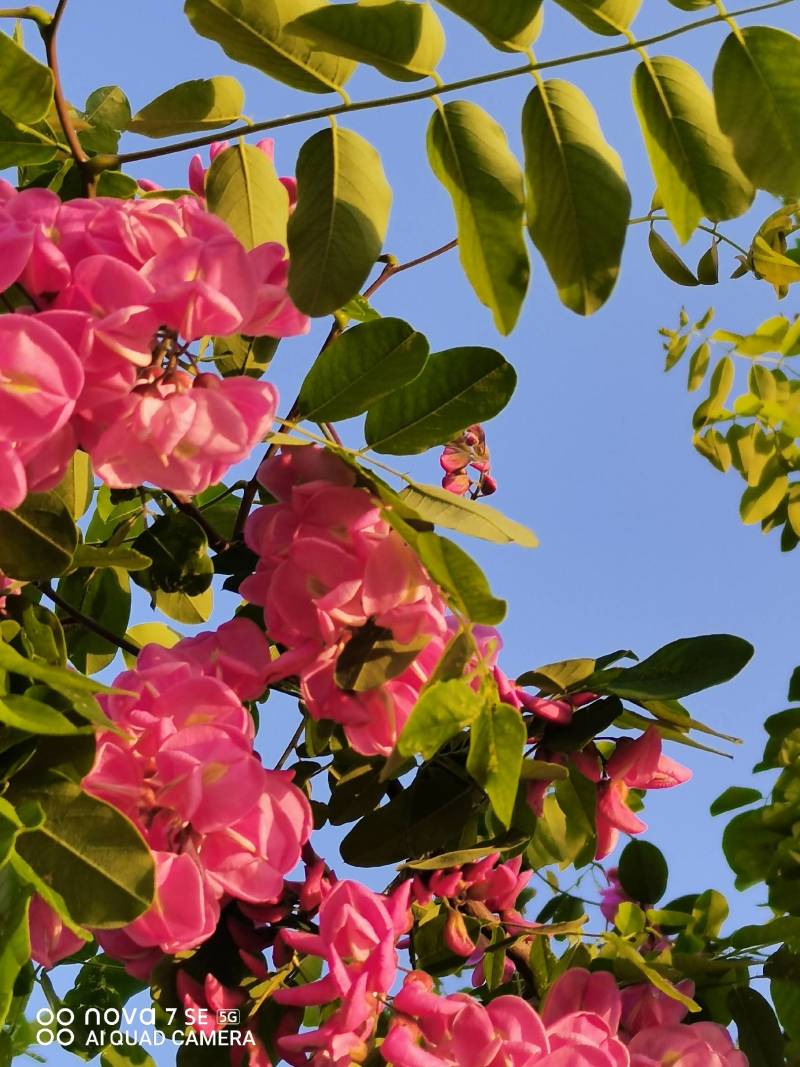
[274,720,305,770]
[0,5,50,24]
[39,581,141,657]
[38,0,94,196]
[363,239,458,299]
[100,0,794,172]
[629,214,749,255]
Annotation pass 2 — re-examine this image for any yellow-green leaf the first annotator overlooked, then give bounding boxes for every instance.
[287,126,392,315]
[288,1,445,81]
[434,0,543,51]
[522,79,630,315]
[206,142,290,248]
[184,0,355,94]
[553,0,640,36]
[632,56,754,243]
[714,27,800,199]
[0,30,53,123]
[428,100,529,333]
[127,76,245,137]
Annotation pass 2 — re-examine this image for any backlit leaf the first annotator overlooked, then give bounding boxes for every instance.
[127,76,245,137]
[206,141,290,249]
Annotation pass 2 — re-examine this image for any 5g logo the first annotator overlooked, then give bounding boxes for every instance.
[35,1007,75,1046]
[216,1009,240,1026]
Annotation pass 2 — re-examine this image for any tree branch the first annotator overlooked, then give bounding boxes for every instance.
[96,0,794,173]
[39,582,140,657]
[164,491,229,553]
[39,0,94,196]
[232,236,459,540]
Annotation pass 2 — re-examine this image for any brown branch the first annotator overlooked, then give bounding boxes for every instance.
[40,582,140,657]
[96,0,795,173]
[232,237,458,541]
[164,491,229,553]
[39,0,94,197]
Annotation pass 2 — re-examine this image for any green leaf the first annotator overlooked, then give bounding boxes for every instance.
[739,459,787,525]
[84,85,132,130]
[397,679,483,758]
[52,451,93,520]
[127,76,244,137]
[697,241,719,285]
[340,763,479,865]
[687,341,710,391]
[57,568,131,674]
[587,634,754,701]
[467,702,526,827]
[335,621,428,692]
[632,56,754,243]
[0,112,59,166]
[521,79,630,315]
[184,0,355,95]
[132,512,213,596]
[287,126,392,316]
[0,492,77,581]
[122,623,181,668]
[553,0,640,35]
[714,27,800,199]
[206,141,290,249]
[722,809,780,889]
[427,100,529,333]
[213,333,279,379]
[693,355,735,428]
[297,318,429,421]
[399,482,538,547]
[414,533,507,624]
[288,1,445,81]
[0,695,84,736]
[8,777,154,927]
[72,545,151,571]
[728,987,785,1067]
[518,657,596,693]
[434,0,543,51]
[648,229,698,286]
[365,347,516,454]
[101,1046,157,1067]
[0,868,30,1028]
[155,587,213,624]
[618,839,669,904]
[0,30,53,123]
[604,933,700,1011]
[404,835,527,869]
[710,786,761,816]
[0,641,113,696]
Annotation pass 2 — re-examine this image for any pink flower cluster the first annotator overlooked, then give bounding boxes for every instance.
[242,447,450,756]
[573,729,691,860]
[274,879,412,1065]
[382,968,746,1067]
[28,618,312,977]
[440,424,496,498]
[412,853,533,985]
[0,182,308,508]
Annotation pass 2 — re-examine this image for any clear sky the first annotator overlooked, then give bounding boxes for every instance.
[20,1,800,1060]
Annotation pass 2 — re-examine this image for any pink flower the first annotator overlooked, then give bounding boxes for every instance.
[599,868,631,923]
[628,1022,747,1066]
[82,634,312,965]
[88,371,278,496]
[439,424,495,498]
[28,895,85,969]
[275,881,411,1007]
[619,982,694,1036]
[159,617,271,701]
[573,729,691,859]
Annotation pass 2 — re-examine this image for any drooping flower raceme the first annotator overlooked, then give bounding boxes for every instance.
[242,446,450,756]
[0,182,308,506]
[30,618,314,976]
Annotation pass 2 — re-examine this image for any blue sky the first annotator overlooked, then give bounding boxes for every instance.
[20,0,800,1059]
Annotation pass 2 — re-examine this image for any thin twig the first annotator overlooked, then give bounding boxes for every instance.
[274,720,305,770]
[97,0,794,173]
[39,0,93,196]
[164,491,229,553]
[40,582,140,657]
[232,236,459,540]
[0,5,51,24]
[629,214,749,256]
